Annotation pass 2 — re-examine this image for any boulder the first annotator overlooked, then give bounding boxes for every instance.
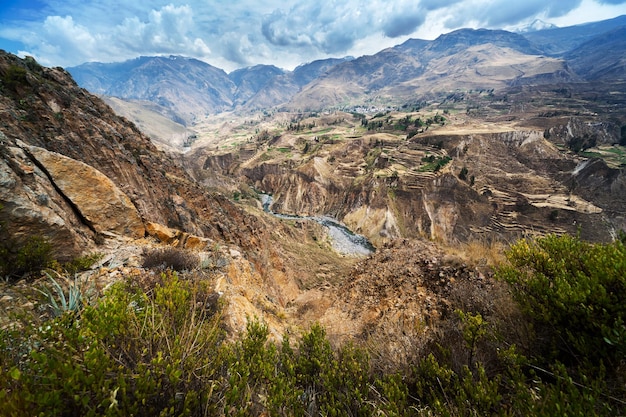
[24,143,145,238]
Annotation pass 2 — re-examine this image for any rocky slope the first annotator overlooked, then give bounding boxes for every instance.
[0,52,290,262]
[0,52,390,340]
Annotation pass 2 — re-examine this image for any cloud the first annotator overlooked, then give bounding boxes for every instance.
[112,4,211,55]
[6,3,212,66]
[1,0,625,70]
[261,1,431,54]
[380,2,426,37]
[437,0,592,29]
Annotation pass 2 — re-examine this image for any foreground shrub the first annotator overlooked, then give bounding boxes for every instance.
[0,272,224,416]
[498,233,626,369]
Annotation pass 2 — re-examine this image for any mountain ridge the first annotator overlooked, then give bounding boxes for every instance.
[67,15,626,122]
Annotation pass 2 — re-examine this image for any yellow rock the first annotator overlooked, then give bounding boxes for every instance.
[26,145,145,238]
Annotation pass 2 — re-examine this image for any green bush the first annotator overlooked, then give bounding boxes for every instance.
[62,252,103,275]
[1,64,28,92]
[0,235,54,280]
[0,272,224,416]
[498,234,626,368]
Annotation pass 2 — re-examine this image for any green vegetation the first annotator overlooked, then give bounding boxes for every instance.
[500,234,626,369]
[36,272,91,317]
[1,64,28,92]
[1,234,625,415]
[419,154,452,172]
[0,235,55,280]
[580,145,626,168]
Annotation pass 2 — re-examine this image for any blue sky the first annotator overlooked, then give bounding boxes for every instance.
[1,0,625,71]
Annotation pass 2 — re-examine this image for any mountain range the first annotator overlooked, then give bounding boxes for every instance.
[67,15,626,126]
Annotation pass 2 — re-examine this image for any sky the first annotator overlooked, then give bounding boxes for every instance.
[0,0,625,72]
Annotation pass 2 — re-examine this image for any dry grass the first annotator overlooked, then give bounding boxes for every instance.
[142,246,200,271]
[445,238,508,271]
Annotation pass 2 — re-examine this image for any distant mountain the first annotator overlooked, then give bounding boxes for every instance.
[226,58,353,110]
[424,28,542,56]
[241,57,354,110]
[285,28,572,109]
[67,15,626,122]
[68,56,236,124]
[524,14,626,56]
[564,26,626,81]
[228,64,285,106]
[68,56,352,119]
[515,19,558,33]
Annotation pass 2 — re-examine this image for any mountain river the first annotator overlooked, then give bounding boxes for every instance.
[260,194,375,256]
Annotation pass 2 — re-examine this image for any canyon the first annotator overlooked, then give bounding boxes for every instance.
[2,16,626,346]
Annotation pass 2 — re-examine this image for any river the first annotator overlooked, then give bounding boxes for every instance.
[260,194,375,256]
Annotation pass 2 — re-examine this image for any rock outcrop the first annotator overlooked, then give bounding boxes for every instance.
[0,135,89,260]
[25,143,144,238]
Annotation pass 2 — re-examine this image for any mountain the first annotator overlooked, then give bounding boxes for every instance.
[68,56,353,119]
[564,26,626,81]
[68,56,236,124]
[65,16,626,136]
[228,64,285,106]
[284,28,572,110]
[514,19,558,33]
[524,14,626,56]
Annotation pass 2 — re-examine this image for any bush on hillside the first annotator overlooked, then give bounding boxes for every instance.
[142,246,199,271]
[499,233,626,369]
[0,235,54,280]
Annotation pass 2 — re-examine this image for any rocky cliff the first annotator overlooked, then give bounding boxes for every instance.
[0,52,282,261]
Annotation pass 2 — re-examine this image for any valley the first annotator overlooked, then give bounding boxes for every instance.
[1,14,626,414]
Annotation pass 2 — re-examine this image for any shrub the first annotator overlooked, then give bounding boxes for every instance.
[459,166,469,181]
[498,234,626,369]
[1,64,28,92]
[62,252,103,275]
[142,247,199,271]
[0,235,54,280]
[0,271,224,416]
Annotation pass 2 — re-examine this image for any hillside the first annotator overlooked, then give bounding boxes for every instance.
[0,52,361,339]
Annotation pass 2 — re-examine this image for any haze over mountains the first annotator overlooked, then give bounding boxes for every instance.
[67,15,626,126]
